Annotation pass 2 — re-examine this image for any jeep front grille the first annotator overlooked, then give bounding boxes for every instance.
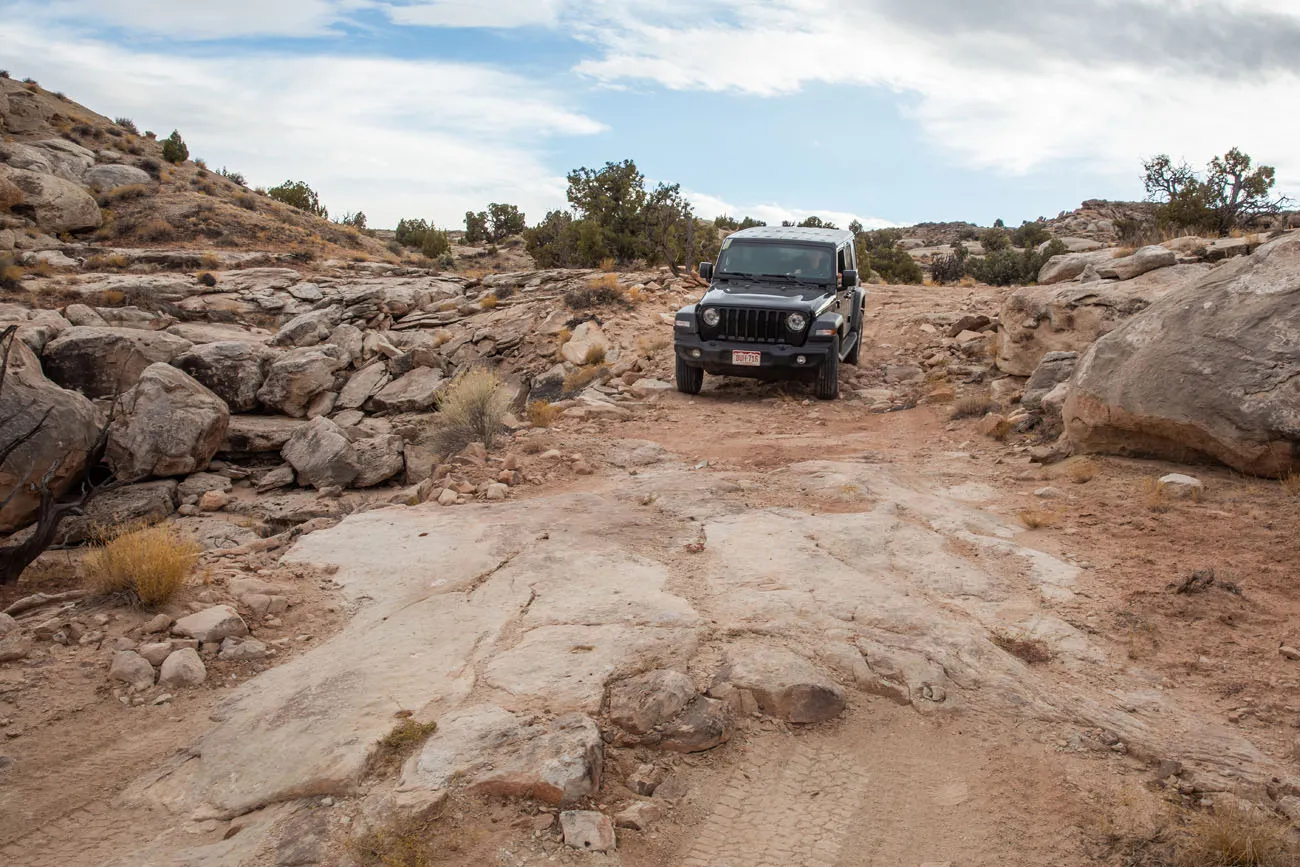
[704,307,804,345]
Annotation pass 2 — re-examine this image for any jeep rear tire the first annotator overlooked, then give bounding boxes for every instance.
[676,356,703,395]
[816,336,840,400]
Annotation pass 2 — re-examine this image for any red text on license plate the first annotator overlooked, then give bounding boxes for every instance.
[732,350,761,367]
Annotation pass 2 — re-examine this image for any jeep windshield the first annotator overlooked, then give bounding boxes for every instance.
[715,241,835,283]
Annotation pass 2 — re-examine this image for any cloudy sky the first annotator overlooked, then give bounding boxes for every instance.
[4,0,1297,230]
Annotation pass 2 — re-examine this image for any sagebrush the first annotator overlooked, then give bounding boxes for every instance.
[85,523,200,607]
[433,368,510,454]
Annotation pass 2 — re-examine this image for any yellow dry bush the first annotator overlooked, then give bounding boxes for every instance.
[599,256,617,272]
[433,368,510,454]
[479,294,500,309]
[526,400,560,428]
[1017,508,1059,530]
[1176,804,1296,867]
[636,334,670,357]
[1064,458,1098,484]
[563,365,606,394]
[84,522,200,607]
[1281,471,1300,498]
[583,344,606,365]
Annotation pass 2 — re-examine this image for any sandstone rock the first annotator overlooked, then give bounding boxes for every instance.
[406,706,603,806]
[106,363,229,481]
[1022,351,1078,413]
[996,264,1206,376]
[630,378,673,397]
[144,613,173,634]
[159,648,207,687]
[256,464,297,493]
[221,416,305,455]
[1036,249,1117,285]
[0,164,101,233]
[658,696,732,753]
[0,633,32,662]
[1041,381,1071,420]
[83,163,152,190]
[172,605,248,643]
[485,482,508,500]
[1096,245,1177,281]
[177,472,232,500]
[41,326,192,399]
[272,307,341,348]
[199,490,230,511]
[173,342,270,413]
[627,764,661,796]
[327,324,364,364]
[365,367,444,414]
[561,811,616,852]
[110,650,156,690]
[257,345,349,418]
[0,339,104,533]
[1158,474,1204,498]
[609,669,695,734]
[560,321,609,366]
[138,642,174,666]
[56,479,178,544]
[351,435,405,488]
[1064,234,1300,476]
[946,314,992,337]
[281,417,359,490]
[337,363,390,410]
[436,488,457,506]
[716,643,846,724]
[614,801,665,831]
[0,612,17,638]
[219,638,269,661]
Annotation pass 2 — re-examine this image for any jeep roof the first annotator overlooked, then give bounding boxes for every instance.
[725,226,856,245]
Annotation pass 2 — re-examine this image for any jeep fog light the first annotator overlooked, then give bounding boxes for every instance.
[786,312,807,331]
[796,355,807,365]
[702,308,720,327]
[690,349,703,359]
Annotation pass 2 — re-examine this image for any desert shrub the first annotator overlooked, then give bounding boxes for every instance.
[114,117,138,134]
[337,210,367,230]
[1144,148,1290,236]
[433,368,510,454]
[1064,458,1098,484]
[84,523,200,607]
[349,811,447,867]
[1017,508,1059,530]
[1175,804,1296,867]
[583,344,606,365]
[236,194,258,211]
[102,183,150,205]
[930,244,968,284]
[1282,471,1300,498]
[369,718,438,777]
[217,167,246,186]
[564,280,626,310]
[635,333,670,357]
[952,394,993,418]
[492,284,515,300]
[421,228,451,259]
[21,77,37,85]
[855,229,922,284]
[563,364,607,394]
[73,123,94,138]
[479,294,499,309]
[526,400,560,427]
[1010,220,1051,249]
[486,203,525,241]
[991,629,1053,664]
[980,227,1011,252]
[464,210,488,244]
[138,158,162,180]
[161,130,189,164]
[139,218,175,242]
[798,215,837,229]
[268,180,328,218]
[0,71,8,79]
[0,256,23,292]
[966,239,1068,286]
[194,158,207,170]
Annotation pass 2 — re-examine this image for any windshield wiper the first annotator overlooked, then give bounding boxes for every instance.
[756,273,798,283]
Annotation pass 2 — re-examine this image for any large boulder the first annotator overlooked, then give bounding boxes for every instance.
[173,341,271,413]
[42,326,192,398]
[1036,249,1118,285]
[83,164,152,190]
[337,363,390,410]
[0,339,104,533]
[1096,245,1177,281]
[256,345,348,418]
[1022,351,1078,413]
[714,643,845,724]
[56,480,178,545]
[281,416,359,489]
[0,164,101,233]
[365,366,444,414]
[220,416,305,456]
[1065,233,1300,477]
[272,307,341,348]
[996,264,1207,376]
[351,434,405,488]
[106,363,229,481]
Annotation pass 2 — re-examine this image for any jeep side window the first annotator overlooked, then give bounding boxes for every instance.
[837,246,848,274]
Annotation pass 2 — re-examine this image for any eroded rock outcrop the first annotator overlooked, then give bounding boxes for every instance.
[106,363,229,481]
[1065,233,1300,476]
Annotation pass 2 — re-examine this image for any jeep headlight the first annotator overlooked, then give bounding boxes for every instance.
[701,308,721,327]
[785,312,807,331]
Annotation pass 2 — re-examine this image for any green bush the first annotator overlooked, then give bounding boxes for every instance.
[798,216,837,229]
[218,167,246,186]
[464,210,488,244]
[487,203,525,241]
[1143,148,1289,235]
[161,130,188,164]
[930,244,968,284]
[855,229,922,285]
[336,211,367,230]
[421,228,451,259]
[268,180,328,218]
[524,210,579,267]
[114,117,138,134]
[1010,220,1051,249]
[979,228,1010,252]
[966,239,1067,286]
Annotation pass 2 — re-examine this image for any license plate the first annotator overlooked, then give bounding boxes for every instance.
[731,350,761,367]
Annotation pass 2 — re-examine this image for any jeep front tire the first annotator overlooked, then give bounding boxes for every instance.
[676,356,703,395]
[816,336,840,400]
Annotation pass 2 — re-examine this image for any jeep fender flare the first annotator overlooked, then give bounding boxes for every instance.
[807,311,845,342]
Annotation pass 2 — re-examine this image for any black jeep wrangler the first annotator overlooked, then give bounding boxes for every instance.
[673,226,865,400]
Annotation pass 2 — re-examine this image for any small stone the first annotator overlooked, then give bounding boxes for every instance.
[199,490,230,512]
[144,613,174,634]
[1280,646,1300,661]
[109,651,156,690]
[0,634,32,663]
[531,814,555,832]
[138,642,174,666]
[159,648,207,687]
[560,811,616,852]
[437,489,458,506]
[1157,473,1204,498]
[485,483,509,501]
[178,504,201,517]
[653,774,688,801]
[614,801,665,831]
[627,764,661,796]
[152,693,173,705]
[219,637,269,661]
[172,605,249,643]
[1034,486,1063,499]
[572,461,594,476]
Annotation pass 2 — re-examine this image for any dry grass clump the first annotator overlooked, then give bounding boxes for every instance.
[1017,508,1059,530]
[563,365,607,395]
[990,629,1053,664]
[0,256,23,292]
[0,177,25,211]
[583,344,606,365]
[84,523,200,607]
[100,183,150,205]
[526,400,560,428]
[1142,478,1171,513]
[565,273,626,309]
[1175,804,1296,867]
[599,256,617,272]
[627,285,646,303]
[952,394,994,419]
[556,326,572,347]
[479,294,500,309]
[432,368,510,454]
[1281,471,1300,498]
[1064,457,1099,484]
[636,333,670,357]
[139,217,176,243]
[369,718,438,777]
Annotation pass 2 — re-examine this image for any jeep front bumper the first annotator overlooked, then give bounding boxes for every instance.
[674,334,833,374]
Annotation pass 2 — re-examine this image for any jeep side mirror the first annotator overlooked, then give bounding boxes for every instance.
[698,262,714,280]
[842,269,858,288]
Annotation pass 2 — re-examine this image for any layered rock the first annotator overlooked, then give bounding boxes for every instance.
[256,344,348,418]
[173,341,271,413]
[0,164,101,233]
[1064,233,1300,476]
[42,326,192,398]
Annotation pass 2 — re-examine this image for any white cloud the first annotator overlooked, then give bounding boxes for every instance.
[4,23,606,229]
[388,0,564,28]
[569,0,1300,191]
[2,0,372,39]
[685,190,893,231]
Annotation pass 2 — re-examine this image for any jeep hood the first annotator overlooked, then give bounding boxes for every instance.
[699,281,833,310]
